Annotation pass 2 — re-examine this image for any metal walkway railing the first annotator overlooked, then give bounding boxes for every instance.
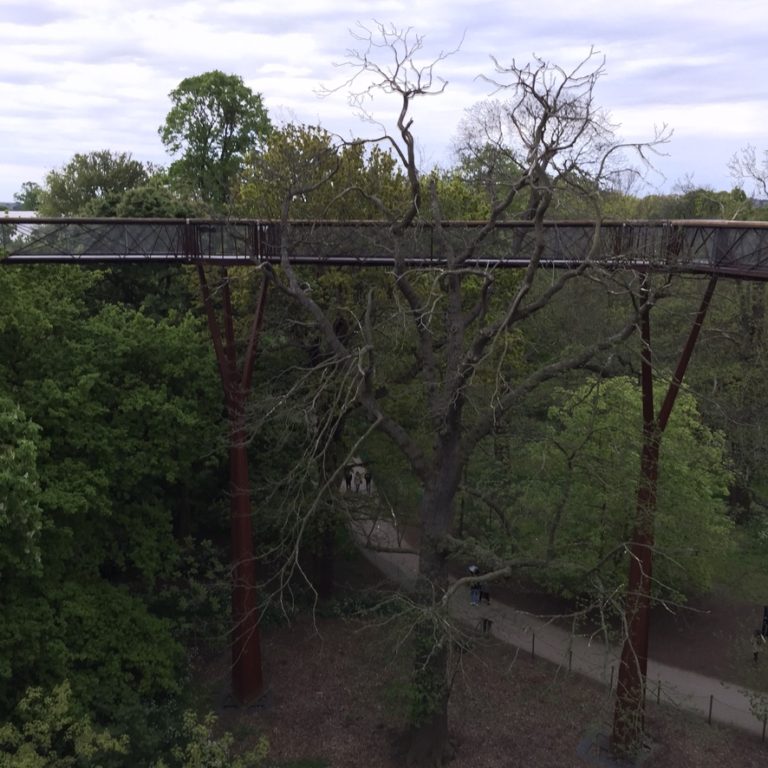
[3,217,768,280]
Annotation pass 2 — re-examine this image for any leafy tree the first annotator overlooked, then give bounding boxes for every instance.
[237,122,407,219]
[151,711,268,768]
[12,182,43,211]
[0,395,44,698]
[115,172,203,219]
[510,377,732,597]
[642,185,753,220]
[0,395,42,582]
[32,157,202,319]
[0,688,265,768]
[0,682,128,767]
[159,71,272,208]
[426,170,492,220]
[0,263,225,761]
[678,277,768,520]
[38,151,152,216]
[10,300,222,585]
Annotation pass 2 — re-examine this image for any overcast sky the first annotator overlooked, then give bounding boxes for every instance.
[2,0,767,202]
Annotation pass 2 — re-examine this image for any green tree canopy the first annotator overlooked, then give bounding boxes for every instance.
[511,376,733,598]
[0,264,226,761]
[12,182,43,211]
[237,122,408,219]
[38,151,152,216]
[159,70,272,208]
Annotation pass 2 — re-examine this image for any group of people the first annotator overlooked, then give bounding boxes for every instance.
[342,460,373,494]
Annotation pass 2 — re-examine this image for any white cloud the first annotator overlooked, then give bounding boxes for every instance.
[1,0,768,199]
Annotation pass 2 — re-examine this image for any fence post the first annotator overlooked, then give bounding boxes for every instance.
[609,665,614,692]
[708,694,713,725]
[568,649,573,672]
[656,680,661,704]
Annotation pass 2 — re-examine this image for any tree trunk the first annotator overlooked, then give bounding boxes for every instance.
[404,475,459,767]
[404,542,452,767]
[611,440,657,753]
[404,677,451,768]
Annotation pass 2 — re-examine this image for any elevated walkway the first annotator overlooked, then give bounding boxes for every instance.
[4,217,768,280]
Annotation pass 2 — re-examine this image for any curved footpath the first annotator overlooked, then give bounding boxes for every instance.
[350,520,767,738]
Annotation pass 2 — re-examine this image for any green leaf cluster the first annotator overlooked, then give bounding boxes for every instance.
[237,123,409,219]
[39,151,152,217]
[0,396,42,580]
[151,711,268,768]
[498,377,733,598]
[0,682,128,768]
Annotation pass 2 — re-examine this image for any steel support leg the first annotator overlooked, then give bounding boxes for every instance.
[198,266,269,704]
[612,274,718,752]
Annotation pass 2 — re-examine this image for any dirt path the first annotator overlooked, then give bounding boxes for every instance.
[351,520,768,737]
[451,596,764,736]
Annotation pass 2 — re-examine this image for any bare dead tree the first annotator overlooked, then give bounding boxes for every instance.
[729,144,768,198]
[245,25,670,767]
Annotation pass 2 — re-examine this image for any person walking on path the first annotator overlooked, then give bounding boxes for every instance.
[466,565,492,633]
[468,565,481,606]
[751,629,765,664]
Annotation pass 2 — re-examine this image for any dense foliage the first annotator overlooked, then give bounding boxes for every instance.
[0,262,231,764]
[470,377,733,598]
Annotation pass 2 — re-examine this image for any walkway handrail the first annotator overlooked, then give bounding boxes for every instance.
[3,217,768,280]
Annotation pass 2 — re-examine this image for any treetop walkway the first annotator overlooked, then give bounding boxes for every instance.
[3,217,768,280]
[4,213,763,722]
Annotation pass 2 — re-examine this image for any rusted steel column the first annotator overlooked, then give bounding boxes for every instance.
[657,275,719,431]
[612,274,718,752]
[228,392,263,703]
[197,266,269,704]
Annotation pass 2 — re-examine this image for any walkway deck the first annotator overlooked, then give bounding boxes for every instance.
[4,218,768,280]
